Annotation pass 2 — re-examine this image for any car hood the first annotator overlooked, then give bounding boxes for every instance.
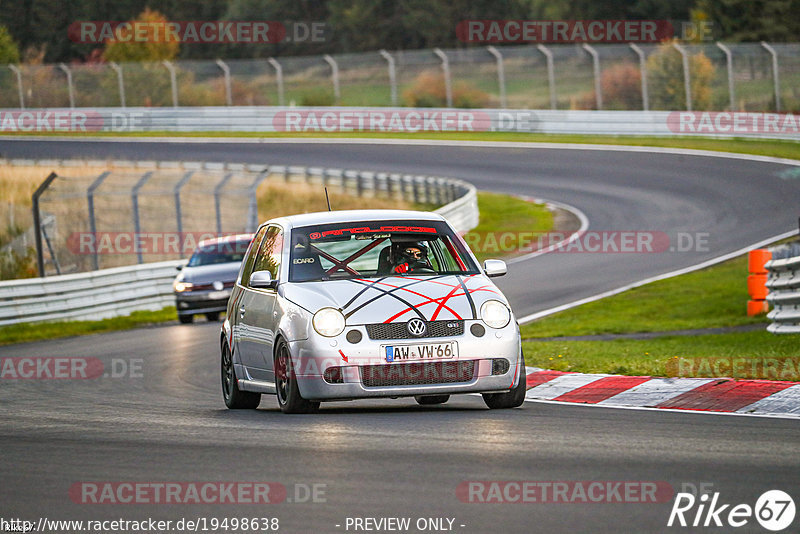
[177,263,241,285]
[282,274,506,324]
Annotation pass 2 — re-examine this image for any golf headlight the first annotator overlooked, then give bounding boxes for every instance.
[313,307,345,337]
[481,299,511,329]
[173,281,193,292]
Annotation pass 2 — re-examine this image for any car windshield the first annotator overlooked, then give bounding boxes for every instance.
[187,240,250,267]
[289,220,478,282]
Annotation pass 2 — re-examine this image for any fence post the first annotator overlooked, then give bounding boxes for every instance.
[761,42,781,112]
[214,173,234,235]
[131,171,153,264]
[109,62,126,108]
[629,43,649,111]
[715,42,735,111]
[8,64,24,108]
[162,60,179,108]
[379,49,398,106]
[87,171,111,271]
[174,170,194,252]
[323,54,341,104]
[486,46,506,109]
[536,44,557,110]
[433,48,453,108]
[582,44,602,110]
[58,63,75,108]
[268,58,285,106]
[32,172,58,277]
[215,59,232,106]
[247,170,270,232]
[672,42,692,111]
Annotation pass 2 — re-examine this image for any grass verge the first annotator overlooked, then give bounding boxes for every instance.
[520,252,800,381]
[0,307,177,346]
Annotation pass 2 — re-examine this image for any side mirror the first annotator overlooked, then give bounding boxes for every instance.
[176,265,183,271]
[483,259,507,278]
[250,270,278,289]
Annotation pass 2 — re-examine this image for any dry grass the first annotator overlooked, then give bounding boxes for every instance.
[257,180,412,219]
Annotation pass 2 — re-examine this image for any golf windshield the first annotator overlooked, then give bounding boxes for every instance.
[289,220,478,282]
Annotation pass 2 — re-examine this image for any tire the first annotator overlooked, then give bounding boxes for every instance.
[178,314,193,324]
[274,338,319,414]
[221,339,260,409]
[482,356,527,409]
[205,312,220,322]
[414,395,450,405]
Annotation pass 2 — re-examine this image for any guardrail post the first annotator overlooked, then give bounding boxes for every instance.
[215,59,233,106]
[486,46,506,109]
[174,170,194,252]
[87,171,111,271]
[629,43,649,111]
[537,44,557,110]
[32,172,58,277]
[109,62,126,108]
[379,50,398,106]
[162,60,179,108]
[131,171,154,264]
[247,170,269,232]
[323,54,341,104]
[8,64,24,108]
[672,42,692,111]
[761,42,781,112]
[433,48,453,108]
[716,42,735,111]
[582,44,602,110]
[214,172,235,235]
[268,58,284,106]
[58,63,75,108]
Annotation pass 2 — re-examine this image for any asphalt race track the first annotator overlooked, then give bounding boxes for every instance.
[1,138,800,533]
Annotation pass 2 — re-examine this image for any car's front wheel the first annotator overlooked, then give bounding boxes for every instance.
[221,339,260,409]
[482,356,527,409]
[178,314,193,324]
[414,395,450,405]
[274,339,319,414]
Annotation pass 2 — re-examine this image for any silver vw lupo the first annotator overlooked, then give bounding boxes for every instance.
[220,210,525,413]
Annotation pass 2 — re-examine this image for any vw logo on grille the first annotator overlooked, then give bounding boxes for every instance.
[406,318,427,337]
[212,280,224,291]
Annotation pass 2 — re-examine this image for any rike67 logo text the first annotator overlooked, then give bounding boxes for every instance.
[668,490,795,531]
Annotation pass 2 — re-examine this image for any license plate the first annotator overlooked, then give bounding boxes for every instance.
[384,342,458,362]
[208,290,230,300]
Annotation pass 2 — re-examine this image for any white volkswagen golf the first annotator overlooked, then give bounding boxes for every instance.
[221,210,526,413]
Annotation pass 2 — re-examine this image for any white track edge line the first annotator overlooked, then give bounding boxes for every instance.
[517,229,799,324]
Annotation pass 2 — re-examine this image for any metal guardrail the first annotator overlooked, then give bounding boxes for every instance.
[0,159,478,326]
[1,107,798,140]
[766,247,800,334]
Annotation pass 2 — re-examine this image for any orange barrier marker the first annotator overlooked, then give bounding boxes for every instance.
[747,249,772,316]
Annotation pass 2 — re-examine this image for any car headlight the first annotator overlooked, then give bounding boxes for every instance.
[313,307,346,337]
[173,281,194,292]
[480,299,511,329]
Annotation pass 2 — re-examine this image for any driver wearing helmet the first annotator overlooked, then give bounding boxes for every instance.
[391,241,431,274]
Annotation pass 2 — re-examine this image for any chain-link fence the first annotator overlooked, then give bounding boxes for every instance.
[25,163,469,277]
[3,42,800,112]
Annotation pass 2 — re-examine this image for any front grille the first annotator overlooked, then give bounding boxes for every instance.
[365,320,464,340]
[360,361,475,388]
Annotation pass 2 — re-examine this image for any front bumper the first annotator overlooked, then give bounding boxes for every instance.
[175,290,230,316]
[288,320,522,401]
